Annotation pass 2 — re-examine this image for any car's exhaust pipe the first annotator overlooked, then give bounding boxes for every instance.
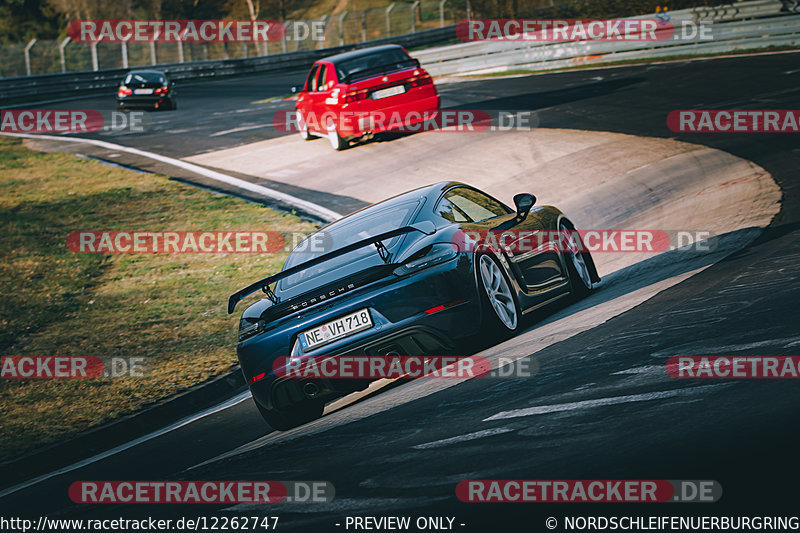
[303,381,320,398]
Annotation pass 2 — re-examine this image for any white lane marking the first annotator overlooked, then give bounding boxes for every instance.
[0,132,341,222]
[411,427,515,450]
[0,390,252,500]
[209,124,274,137]
[483,384,724,421]
[610,365,664,375]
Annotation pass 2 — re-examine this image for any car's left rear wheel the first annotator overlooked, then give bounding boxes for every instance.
[326,116,346,151]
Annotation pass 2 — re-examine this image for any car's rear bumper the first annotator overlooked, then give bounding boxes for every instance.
[117,96,171,108]
[339,94,441,139]
[237,254,481,412]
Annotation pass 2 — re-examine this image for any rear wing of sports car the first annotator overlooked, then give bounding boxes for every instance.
[227,221,436,314]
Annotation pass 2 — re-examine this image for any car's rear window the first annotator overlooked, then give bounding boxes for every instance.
[280,200,419,288]
[124,72,166,85]
[335,48,417,83]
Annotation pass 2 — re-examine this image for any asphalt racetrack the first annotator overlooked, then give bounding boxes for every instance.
[2,51,800,530]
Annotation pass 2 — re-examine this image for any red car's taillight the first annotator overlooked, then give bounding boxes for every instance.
[154,85,169,95]
[344,89,369,103]
[408,73,433,88]
[118,86,132,96]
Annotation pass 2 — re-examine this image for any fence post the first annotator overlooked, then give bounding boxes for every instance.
[466,0,472,20]
[24,39,37,76]
[439,0,447,27]
[361,10,367,42]
[59,37,71,73]
[282,21,288,53]
[177,30,185,63]
[411,1,420,32]
[242,42,248,58]
[385,4,395,37]
[121,40,129,68]
[90,41,99,71]
[149,41,157,65]
[338,11,348,46]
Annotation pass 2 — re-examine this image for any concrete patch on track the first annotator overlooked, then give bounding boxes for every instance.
[185,127,780,278]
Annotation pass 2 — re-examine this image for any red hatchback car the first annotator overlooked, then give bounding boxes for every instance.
[294,44,440,150]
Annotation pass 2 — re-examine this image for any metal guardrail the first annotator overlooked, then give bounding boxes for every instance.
[0,25,456,104]
[412,0,800,77]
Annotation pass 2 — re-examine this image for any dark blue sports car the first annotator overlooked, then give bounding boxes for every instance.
[229,181,600,429]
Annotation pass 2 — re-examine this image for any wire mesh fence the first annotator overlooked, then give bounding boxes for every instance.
[0,0,721,78]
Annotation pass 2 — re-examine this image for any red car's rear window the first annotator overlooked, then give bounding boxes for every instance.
[335,49,417,83]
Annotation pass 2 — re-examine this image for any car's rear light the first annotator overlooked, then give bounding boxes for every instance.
[393,244,458,277]
[154,86,169,95]
[408,73,433,88]
[118,86,132,96]
[344,89,369,103]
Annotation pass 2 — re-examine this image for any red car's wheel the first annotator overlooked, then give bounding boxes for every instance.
[326,116,346,151]
[298,110,312,141]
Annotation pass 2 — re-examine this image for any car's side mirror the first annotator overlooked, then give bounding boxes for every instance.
[513,193,536,221]
[414,58,421,68]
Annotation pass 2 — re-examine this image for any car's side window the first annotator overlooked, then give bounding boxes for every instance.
[315,65,328,92]
[436,198,470,223]
[305,65,319,92]
[439,188,509,223]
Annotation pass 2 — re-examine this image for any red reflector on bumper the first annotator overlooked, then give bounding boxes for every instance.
[248,372,266,384]
[424,300,466,315]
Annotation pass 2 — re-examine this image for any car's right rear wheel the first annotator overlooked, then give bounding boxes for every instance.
[478,254,521,339]
[256,399,324,431]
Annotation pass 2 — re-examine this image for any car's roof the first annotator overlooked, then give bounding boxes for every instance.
[125,69,167,75]
[321,44,405,65]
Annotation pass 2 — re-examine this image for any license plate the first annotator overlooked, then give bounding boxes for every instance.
[298,309,373,352]
[372,85,405,100]
[134,88,154,95]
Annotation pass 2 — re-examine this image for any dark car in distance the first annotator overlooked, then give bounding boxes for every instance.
[229,182,600,430]
[117,70,177,111]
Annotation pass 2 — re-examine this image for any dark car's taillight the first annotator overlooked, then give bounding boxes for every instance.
[154,85,169,95]
[118,86,132,97]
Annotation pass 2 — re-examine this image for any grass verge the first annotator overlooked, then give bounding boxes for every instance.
[0,136,317,461]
